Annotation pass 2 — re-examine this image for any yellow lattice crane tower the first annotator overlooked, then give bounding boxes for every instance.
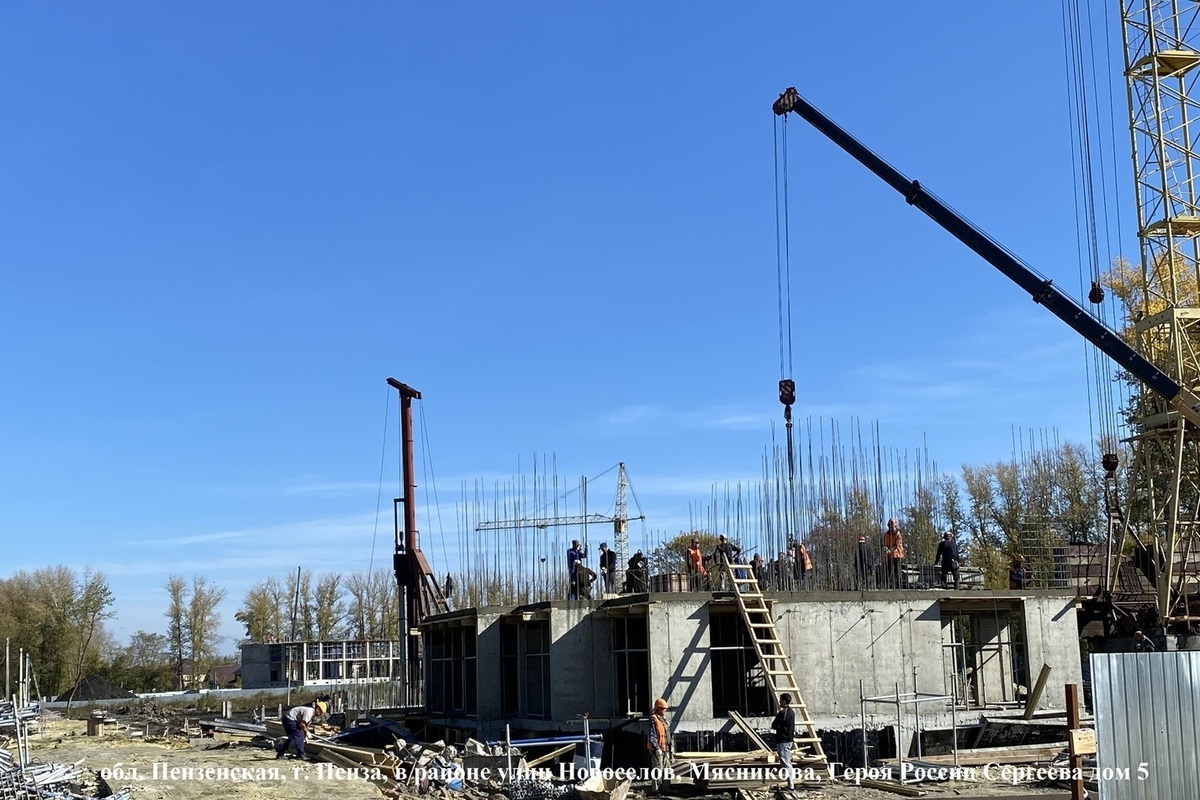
[1117,3,1200,631]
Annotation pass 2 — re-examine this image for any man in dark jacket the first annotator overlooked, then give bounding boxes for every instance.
[598,542,617,594]
[854,535,874,590]
[935,532,961,590]
[772,693,796,790]
[626,550,649,593]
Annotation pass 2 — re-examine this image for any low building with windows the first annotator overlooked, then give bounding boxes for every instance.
[420,588,1082,751]
[240,639,405,689]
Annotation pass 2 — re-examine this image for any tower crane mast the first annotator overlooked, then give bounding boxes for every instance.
[1116,1,1200,630]
[476,463,645,585]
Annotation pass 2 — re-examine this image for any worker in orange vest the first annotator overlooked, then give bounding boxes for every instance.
[647,697,672,794]
[685,538,707,591]
[883,518,905,589]
[790,538,813,588]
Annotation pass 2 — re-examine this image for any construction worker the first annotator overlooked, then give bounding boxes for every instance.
[790,538,813,588]
[647,698,672,794]
[1133,630,1156,652]
[598,542,618,594]
[567,539,587,599]
[1008,555,1029,590]
[854,535,874,590]
[935,531,961,590]
[626,550,649,592]
[574,558,598,600]
[276,698,327,760]
[751,552,767,589]
[712,534,742,591]
[685,538,707,591]
[883,519,905,589]
[771,693,796,790]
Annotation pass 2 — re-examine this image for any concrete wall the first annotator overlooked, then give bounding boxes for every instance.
[649,595,713,729]
[240,644,272,690]
[774,594,945,727]
[1022,595,1084,711]
[429,591,1084,738]
[474,610,504,739]
[550,602,604,721]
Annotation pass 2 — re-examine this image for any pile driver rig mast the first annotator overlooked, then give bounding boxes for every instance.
[387,378,448,706]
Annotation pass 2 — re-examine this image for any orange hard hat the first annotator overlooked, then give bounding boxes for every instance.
[653,698,669,710]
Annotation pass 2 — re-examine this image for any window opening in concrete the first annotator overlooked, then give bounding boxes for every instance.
[500,623,518,715]
[710,612,769,716]
[426,627,478,716]
[523,620,552,719]
[941,604,1026,707]
[613,615,649,715]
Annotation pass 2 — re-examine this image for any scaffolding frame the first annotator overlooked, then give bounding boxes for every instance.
[859,681,958,780]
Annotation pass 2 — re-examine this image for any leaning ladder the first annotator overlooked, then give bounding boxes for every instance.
[723,561,826,764]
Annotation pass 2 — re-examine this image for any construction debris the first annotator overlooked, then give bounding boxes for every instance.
[0,699,131,800]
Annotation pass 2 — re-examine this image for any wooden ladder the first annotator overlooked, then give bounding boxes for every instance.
[723,560,826,765]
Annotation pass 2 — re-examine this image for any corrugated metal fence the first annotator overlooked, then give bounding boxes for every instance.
[1092,651,1200,800]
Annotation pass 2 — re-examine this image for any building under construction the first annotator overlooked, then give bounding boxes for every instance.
[366,1,1200,776]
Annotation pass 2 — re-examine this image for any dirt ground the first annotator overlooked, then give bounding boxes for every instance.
[26,719,381,800]
[22,719,1074,800]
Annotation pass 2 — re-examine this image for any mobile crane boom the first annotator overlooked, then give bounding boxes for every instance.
[772,87,1200,429]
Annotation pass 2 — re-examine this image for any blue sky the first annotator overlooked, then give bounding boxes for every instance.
[1,2,1127,649]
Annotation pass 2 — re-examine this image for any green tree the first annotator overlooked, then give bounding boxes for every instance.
[235,576,288,643]
[314,574,345,639]
[186,576,227,687]
[0,567,116,697]
[164,575,187,689]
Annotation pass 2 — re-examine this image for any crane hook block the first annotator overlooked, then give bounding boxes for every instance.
[1089,281,1105,304]
[779,379,796,407]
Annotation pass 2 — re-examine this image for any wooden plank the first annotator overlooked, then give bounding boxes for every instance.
[727,711,775,756]
[1023,664,1053,720]
[525,743,576,769]
[901,743,1065,767]
[316,749,397,790]
[674,751,771,762]
[858,778,927,796]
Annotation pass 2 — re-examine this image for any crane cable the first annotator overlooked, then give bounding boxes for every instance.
[774,112,801,548]
[1063,0,1121,451]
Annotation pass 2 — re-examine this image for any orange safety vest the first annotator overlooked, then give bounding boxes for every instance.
[686,546,707,574]
[648,713,669,751]
[795,543,813,571]
[884,531,905,560]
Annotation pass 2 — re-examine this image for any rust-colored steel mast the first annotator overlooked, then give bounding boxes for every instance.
[387,377,445,706]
